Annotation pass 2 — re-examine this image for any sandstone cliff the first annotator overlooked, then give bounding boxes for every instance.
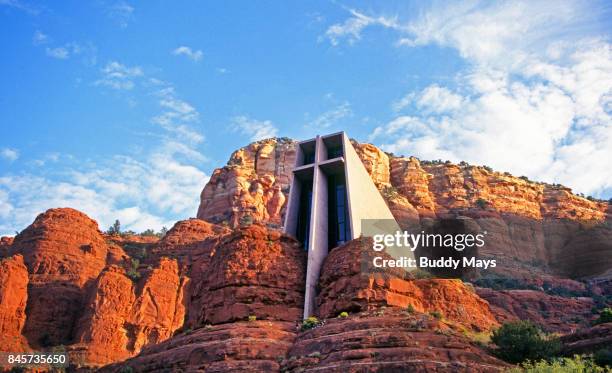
[0,255,29,352]
[196,137,612,281]
[196,137,296,228]
[0,136,609,371]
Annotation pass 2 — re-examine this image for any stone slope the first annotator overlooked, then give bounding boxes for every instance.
[282,311,509,372]
[100,321,297,373]
[0,255,29,352]
[316,238,499,332]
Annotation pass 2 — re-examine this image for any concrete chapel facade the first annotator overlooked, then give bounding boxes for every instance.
[283,131,398,318]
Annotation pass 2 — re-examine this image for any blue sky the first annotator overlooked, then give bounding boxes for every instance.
[1,0,611,235]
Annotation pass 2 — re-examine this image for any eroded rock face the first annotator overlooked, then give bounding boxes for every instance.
[0,255,29,352]
[316,238,499,332]
[560,323,612,355]
[284,311,508,372]
[196,138,296,228]
[10,208,109,286]
[100,321,297,373]
[195,138,611,281]
[72,258,187,366]
[194,224,306,325]
[476,287,594,334]
[7,208,110,348]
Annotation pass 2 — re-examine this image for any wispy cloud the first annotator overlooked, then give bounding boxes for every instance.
[323,8,403,46]
[307,101,352,129]
[45,46,69,59]
[151,83,204,144]
[1,60,209,236]
[37,38,97,64]
[366,1,612,197]
[0,0,41,15]
[32,30,48,45]
[231,116,278,141]
[0,148,19,162]
[172,46,203,62]
[393,85,465,113]
[94,61,143,90]
[107,1,134,28]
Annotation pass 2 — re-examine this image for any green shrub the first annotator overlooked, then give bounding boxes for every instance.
[594,307,612,325]
[594,348,612,368]
[301,316,320,331]
[507,355,607,372]
[126,258,141,281]
[239,214,254,227]
[381,185,400,200]
[429,311,443,319]
[141,228,156,236]
[475,198,488,209]
[492,321,561,364]
[338,311,349,318]
[405,304,415,314]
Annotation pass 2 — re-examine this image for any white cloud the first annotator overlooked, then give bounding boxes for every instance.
[33,30,48,45]
[393,85,464,113]
[0,0,40,15]
[308,101,352,129]
[46,46,69,59]
[172,46,203,62]
[231,116,278,141]
[95,61,143,90]
[1,148,19,161]
[107,1,134,28]
[367,0,612,197]
[398,1,588,68]
[324,8,402,46]
[151,84,204,144]
[0,59,210,236]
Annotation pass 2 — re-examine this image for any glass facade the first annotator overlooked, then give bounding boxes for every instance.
[296,182,313,250]
[327,145,343,159]
[303,151,315,165]
[328,173,350,247]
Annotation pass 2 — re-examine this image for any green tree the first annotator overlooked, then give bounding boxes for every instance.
[491,321,561,364]
[107,219,121,235]
[159,226,169,237]
[594,307,612,325]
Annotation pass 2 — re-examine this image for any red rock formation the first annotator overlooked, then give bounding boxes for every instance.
[195,138,611,280]
[284,310,508,372]
[71,265,136,365]
[196,138,296,228]
[193,224,306,325]
[100,321,297,372]
[560,323,612,355]
[71,258,187,366]
[7,208,110,347]
[316,238,499,332]
[153,218,229,260]
[10,208,109,285]
[476,287,594,333]
[1,136,609,371]
[0,236,14,257]
[0,255,29,352]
